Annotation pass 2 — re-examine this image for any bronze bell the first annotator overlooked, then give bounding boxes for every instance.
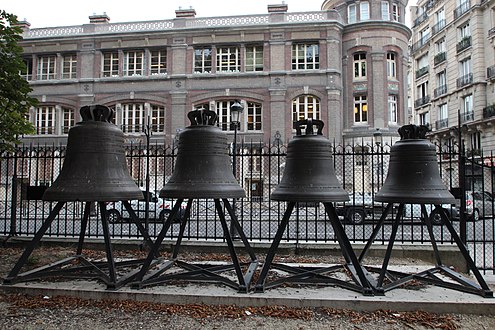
[160,109,245,199]
[375,124,455,204]
[271,119,349,202]
[43,105,143,202]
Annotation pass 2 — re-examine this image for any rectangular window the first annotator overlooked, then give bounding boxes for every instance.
[36,106,56,134]
[360,2,370,20]
[387,53,396,78]
[122,103,145,133]
[247,102,262,131]
[354,95,368,123]
[150,50,167,75]
[123,50,144,76]
[354,53,367,79]
[194,47,212,73]
[21,58,33,80]
[245,46,263,72]
[348,4,357,23]
[292,43,320,70]
[62,108,75,134]
[436,38,446,53]
[463,94,473,113]
[150,105,165,133]
[37,55,56,80]
[216,46,240,72]
[439,103,448,120]
[388,95,398,123]
[391,3,400,21]
[102,51,119,77]
[381,1,390,20]
[459,22,471,39]
[460,57,472,76]
[62,54,77,79]
[419,111,430,126]
[216,100,234,131]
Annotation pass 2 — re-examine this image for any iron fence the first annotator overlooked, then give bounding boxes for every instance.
[0,140,494,273]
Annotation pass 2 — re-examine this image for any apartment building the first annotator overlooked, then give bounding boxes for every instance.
[410,0,495,156]
[15,1,410,147]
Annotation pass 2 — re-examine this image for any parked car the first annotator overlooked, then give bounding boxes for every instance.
[403,203,460,225]
[105,190,187,224]
[465,191,494,221]
[336,193,376,225]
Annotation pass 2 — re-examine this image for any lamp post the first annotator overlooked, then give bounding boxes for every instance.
[373,129,383,191]
[230,100,243,238]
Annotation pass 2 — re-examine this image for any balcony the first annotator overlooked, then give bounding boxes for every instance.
[435,118,449,130]
[411,34,431,53]
[414,95,430,108]
[415,66,429,79]
[490,27,495,39]
[456,73,473,88]
[460,111,474,124]
[432,19,446,36]
[413,12,428,28]
[434,84,447,98]
[454,0,470,20]
[456,36,472,53]
[483,104,495,119]
[434,52,446,65]
[487,66,495,81]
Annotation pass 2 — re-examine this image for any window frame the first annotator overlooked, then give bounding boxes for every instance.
[292,95,321,123]
[354,95,368,124]
[291,43,320,71]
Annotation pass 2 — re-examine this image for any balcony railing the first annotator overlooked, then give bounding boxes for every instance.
[415,66,429,79]
[456,36,472,53]
[490,27,495,39]
[413,12,428,27]
[434,52,446,65]
[411,34,430,53]
[460,111,474,123]
[454,0,471,20]
[487,66,495,80]
[435,118,448,130]
[456,73,473,88]
[432,19,446,36]
[483,104,495,119]
[414,95,430,108]
[434,84,447,98]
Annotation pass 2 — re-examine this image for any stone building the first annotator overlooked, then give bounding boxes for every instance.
[16,1,411,147]
[409,0,495,156]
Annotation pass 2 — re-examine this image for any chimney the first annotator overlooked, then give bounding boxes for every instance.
[13,19,31,31]
[89,13,110,24]
[175,7,196,18]
[268,3,288,13]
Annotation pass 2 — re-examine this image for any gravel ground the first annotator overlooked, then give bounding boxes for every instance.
[0,245,494,330]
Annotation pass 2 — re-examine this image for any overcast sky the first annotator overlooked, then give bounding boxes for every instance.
[3,0,327,29]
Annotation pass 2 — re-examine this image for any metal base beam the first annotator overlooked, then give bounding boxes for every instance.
[133,198,258,293]
[3,201,153,290]
[360,203,493,298]
[254,202,375,296]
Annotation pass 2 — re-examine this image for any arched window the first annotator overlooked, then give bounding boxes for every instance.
[292,95,320,122]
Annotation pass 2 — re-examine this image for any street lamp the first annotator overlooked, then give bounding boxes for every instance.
[230,100,243,238]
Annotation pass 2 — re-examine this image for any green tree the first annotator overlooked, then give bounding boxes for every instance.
[0,10,36,153]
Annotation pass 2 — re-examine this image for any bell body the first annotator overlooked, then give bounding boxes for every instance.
[271,120,349,203]
[43,106,142,202]
[375,134,455,204]
[160,119,245,199]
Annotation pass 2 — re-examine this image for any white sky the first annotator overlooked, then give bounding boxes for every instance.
[3,0,325,29]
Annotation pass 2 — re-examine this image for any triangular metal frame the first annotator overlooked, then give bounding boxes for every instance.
[254,201,375,296]
[3,201,153,289]
[359,203,493,298]
[133,198,258,292]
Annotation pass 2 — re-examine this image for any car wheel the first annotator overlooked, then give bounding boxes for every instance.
[106,209,122,223]
[429,208,445,225]
[346,208,365,225]
[159,209,171,222]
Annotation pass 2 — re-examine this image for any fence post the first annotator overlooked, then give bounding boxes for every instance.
[9,154,18,237]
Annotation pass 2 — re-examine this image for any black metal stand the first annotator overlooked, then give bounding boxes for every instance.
[3,201,153,289]
[254,201,375,296]
[133,198,258,292]
[359,203,493,297]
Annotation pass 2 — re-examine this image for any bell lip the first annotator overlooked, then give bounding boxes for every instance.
[374,195,457,204]
[270,193,350,202]
[42,192,143,202]
[160,189,246,199]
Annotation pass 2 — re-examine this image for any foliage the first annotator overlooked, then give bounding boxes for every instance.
[0,10,36,153]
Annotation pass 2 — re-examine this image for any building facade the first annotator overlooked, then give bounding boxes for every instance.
[410,0,495,156]
[16,1,410,147]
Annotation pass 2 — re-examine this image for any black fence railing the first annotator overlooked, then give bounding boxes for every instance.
[1,141,494,273]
